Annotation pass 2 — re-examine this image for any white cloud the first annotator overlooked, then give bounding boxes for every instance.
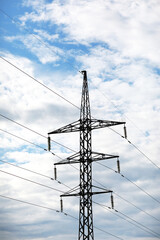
[5,34,63,64]
[1,0,160,239]
[33,29,59,42]
[20,0,160,66]
[1,50,160,239]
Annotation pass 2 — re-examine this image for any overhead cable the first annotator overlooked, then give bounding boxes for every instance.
[0,194,124,240]
[91,175,160,223]
[0,169,64,193]
[2,155,159,225]
[0,194,76,219]
[0,113,76,153]
[0,128,55,155]
[0,56,80,110]
[97,161,160,205]
[0,7,154,146]
[93,201,160,238]
[109,127,160,170]
[0,159,71,190]
[0,57,159,170]
[114,192,160,223]
[1,159,159,237]
[0,9,159,171]
[1,124,159,222]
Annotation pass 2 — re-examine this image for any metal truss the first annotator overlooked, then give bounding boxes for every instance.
[48,71,125,240]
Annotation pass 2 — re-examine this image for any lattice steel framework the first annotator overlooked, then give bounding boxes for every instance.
[48,71,125,240]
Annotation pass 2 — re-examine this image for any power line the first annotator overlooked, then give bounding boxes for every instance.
[0,159,71,190]
[1,5,155,149]
[91,175,160,224]
[0,126,80,193]
[109,127,160,170]
[2,154,159,225]
[5,161,156,239]
[0,6,155,150]
[0,56,80,110]
[0,169,64,193]
[116,209,160,238]
[1,54,159,170]
[0,5,159,238]
[130,141,160,170]
[94,201,160,238]
[2,159,159,238]
[0,124,160,222]
[42,143,160,225]
[1,137,159,238]
[3,155,159,235]
[0,127,78,189]
[0,128,55,154]
[0,126,79,190]
[123,174,160,205]
[0,8,159,171]
[0,194,124,240]
[0,113,76,153]
[0,159,52,180]
[3,159,159,239]
[2,153,159,224]
[97,161,160,205]
[0,194,76,219]
[0,54,159,234]
[0,57,159,170]
[93,201,160,238]
[1,81,158,206]
[92,84,159,171]
[114,192,160,223]
[93,225,124,240]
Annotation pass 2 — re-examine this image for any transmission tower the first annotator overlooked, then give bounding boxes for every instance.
[48,71,126,240]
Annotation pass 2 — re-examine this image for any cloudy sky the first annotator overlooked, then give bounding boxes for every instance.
[0,0,160,239]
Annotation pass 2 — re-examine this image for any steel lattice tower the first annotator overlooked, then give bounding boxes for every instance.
[48,71,125,240]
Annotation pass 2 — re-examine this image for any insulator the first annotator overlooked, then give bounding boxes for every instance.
[60,198,63,212]
[54,166,57,180]
[48,136,51,151]
[117,159,120,173]
[124,125,127,139]
[111,193,114,209]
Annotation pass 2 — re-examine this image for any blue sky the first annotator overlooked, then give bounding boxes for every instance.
[0,0,160,239]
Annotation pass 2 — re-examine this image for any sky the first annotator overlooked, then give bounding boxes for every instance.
[0,0,160,239]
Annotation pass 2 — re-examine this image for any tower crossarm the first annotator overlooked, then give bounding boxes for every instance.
[61,190,112,198]
[60,185,112,198]
[55,152,81,165]
[91,185,112,195]
[54,151,119,166]
[48,120,80,135]
[92,151,119,162]
[91,119,125,130]
[60,185,80,197]
[48,119,125,134]
[91,190,112,196]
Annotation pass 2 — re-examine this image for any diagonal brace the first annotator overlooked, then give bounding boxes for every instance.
[54,151,119,166]
[48,120,80,134]
[91,119,125,130]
